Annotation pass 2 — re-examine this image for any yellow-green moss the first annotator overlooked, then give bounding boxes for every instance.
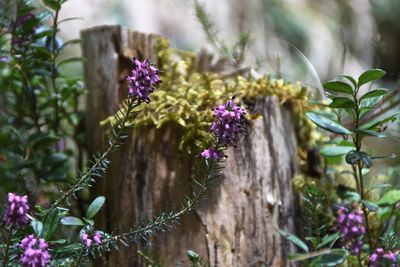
[107,37,318,158]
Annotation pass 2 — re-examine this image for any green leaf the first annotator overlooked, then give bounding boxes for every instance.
[345,150,373,167]
[343,191,361,202]
[360,152,373,168]
[276,229,309,252]
[57,57,85,68]
[31,220,43,236]
[360,111,400,130]
[356,129,385,138]
[358,69,386,87]
[60,216,85,226]
[360,89,388,102]
[362,200,379,212]
[320,145,355,157]
[187,250,200,262]
[43,0,61,11]
[328,97,356,109]
[316,233,340,249]
[306,112,351,135]
[43,209,61,240]
[310,249,349,267]
[339,75,357,88]
[323,81,353,94]
[86,196,105,219]
[360,95,384,109]
[378,190,400,206]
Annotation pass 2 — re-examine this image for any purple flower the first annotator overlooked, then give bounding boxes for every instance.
[335,205,365,255]
[19,235,51,267]
[201,147,224,160]
[126,58,161,103]
[81,231,102,248]
[3,193,30,227]
[210,99,246,147]
[369,248,398,267]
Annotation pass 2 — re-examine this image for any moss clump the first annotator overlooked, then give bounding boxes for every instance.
[108,37,317,158]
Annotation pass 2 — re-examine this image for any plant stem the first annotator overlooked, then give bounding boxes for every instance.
[50,9,60,134]
[2,226,13,267]
[353,86,373,250]
[45,99,139,213]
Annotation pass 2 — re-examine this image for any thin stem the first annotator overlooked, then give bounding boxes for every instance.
[50,9,60,134]
[101,157,221,247]
[352,85,373,250]
[45,99,139,213]
[2,226,13,267]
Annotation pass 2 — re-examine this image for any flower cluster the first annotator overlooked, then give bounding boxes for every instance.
[211,99,246,146]
[126,58,161,103]
[81,231,102,247]
[335,205,365,255]
[201,98,246,160]
[19,235,51,267]
[3,193,30,227]
[369,248,397,267]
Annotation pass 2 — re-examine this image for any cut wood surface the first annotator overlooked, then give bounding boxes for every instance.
[82,25,299,267]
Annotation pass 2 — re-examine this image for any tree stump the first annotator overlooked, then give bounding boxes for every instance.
[82,25,298,267]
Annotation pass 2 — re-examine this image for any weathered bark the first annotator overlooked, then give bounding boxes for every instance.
[82,25,298,267]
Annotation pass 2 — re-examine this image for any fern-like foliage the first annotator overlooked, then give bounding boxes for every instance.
[301,184,332,249]
[88,156,224,257]
[46,98,141,213]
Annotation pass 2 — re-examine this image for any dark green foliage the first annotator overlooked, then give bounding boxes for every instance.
[300,184,332,250]
[0,0,85,196]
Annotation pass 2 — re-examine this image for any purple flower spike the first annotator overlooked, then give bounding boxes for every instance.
[201,147,224,160]
[19,235,51,267]
[81,231,103,248]
[369,247,398,267]
[126,58,161,103]
[3,193,30,227]
[210,98,246,147]
[335,205,365,255]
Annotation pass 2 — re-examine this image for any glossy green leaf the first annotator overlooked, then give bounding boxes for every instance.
[362,200,379,212]
[356,129,385,138]
[360,111,400,130]
[43,0,61,11]
[328,97,355,109]
[86,196,105,219]
[310,249,349,267]
[60,216,84,226]
[378,190,400,206]
[306,112,351,135]
[43,209,61,240]
[31,220,43,236]
[316,233,340,249]
[358,69,386,87]
[277,229,309,252]
[345,150,359,165]
[339,75,357,88]
[360,89,387,102]
[320,145,355,157]
[323,81,353,94]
